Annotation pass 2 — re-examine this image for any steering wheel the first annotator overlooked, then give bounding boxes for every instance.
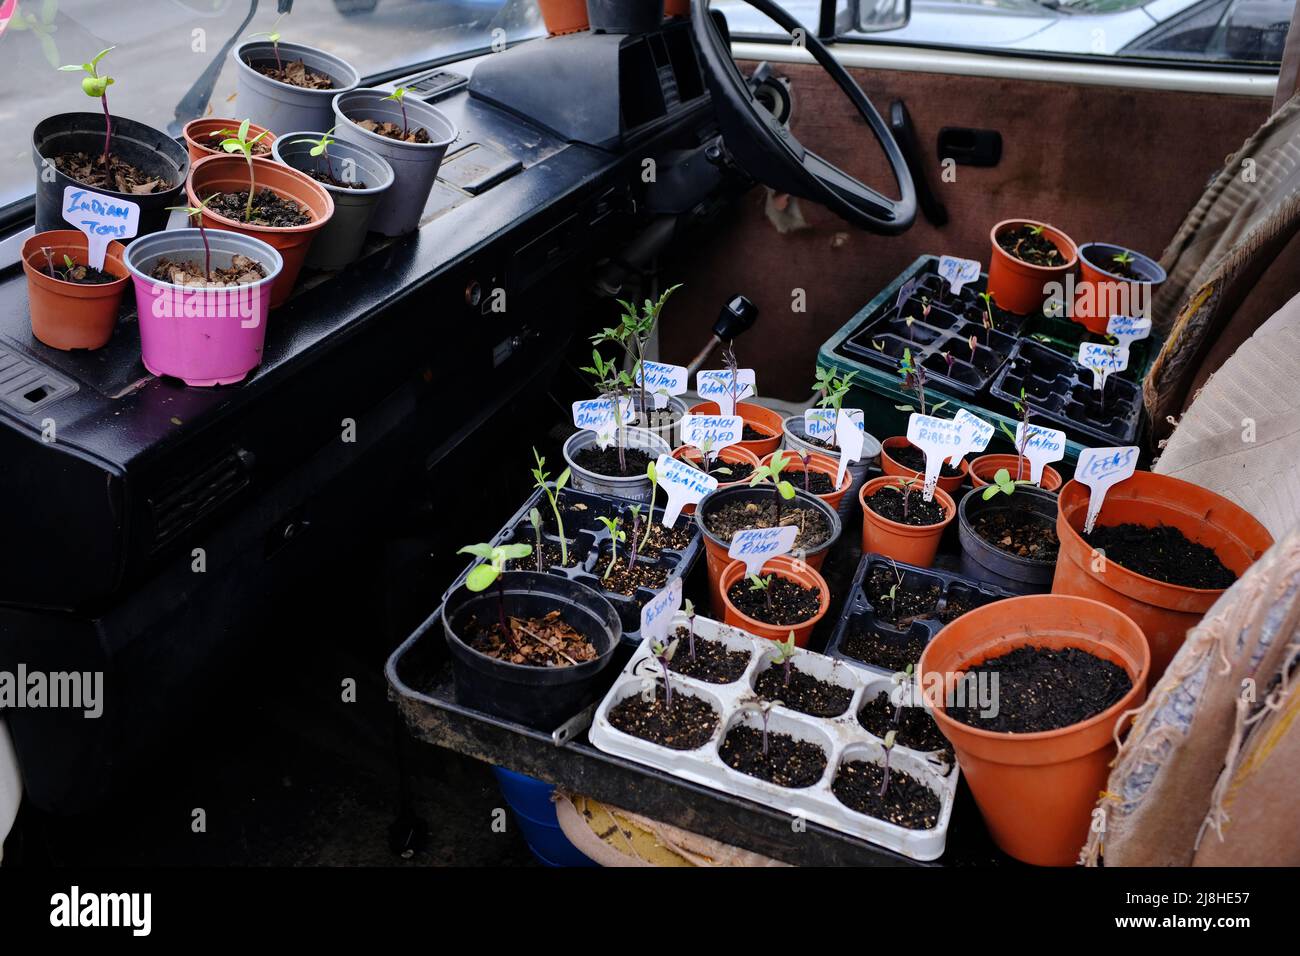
[692,0,916,234]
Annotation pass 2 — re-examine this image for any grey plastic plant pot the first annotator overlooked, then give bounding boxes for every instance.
[562,426,671,502]
[630,394,687,448]
[32,113,190,238]
[271,131,395,270]
[957,484,1059,594]
[332,89,458,236]
[586,0,663,33]
[782,413,881,523]
[232,40,360,135]
[442,571,622,729]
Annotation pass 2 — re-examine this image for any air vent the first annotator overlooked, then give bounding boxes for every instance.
[405,68,468,100]
[0,346,78,415]
[149,448,254,550]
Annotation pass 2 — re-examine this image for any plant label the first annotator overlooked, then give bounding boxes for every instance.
[62,186,139,270]
[947,408,994,466]
[1015,423,1067,486]
[894,276,921,311]
[639,576,683,647]
[680,414,744,452]
[1078,342,1129,391]
[654,453,718,527]
[804,408,837,442]
[937,255,981,296]
[834,408,866,487]
[1107,315,1152,347]
[696,368,756,416]
[1076,445,1139,534]
[728,525,799,577]
[907,413,963,500]
[636,361,688,409]
[572,397,635,449]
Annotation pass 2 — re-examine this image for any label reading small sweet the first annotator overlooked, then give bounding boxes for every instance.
[572,397,635,449]
[1078,342,1129,391]
[654,453,718,527]
[639,576,683,647]
[804,408,837,442]
[1106,315,1152,347]
[696,368,756,416]
[62,186,140,270]
[833,408,865,487]
[1015,423,1067,486]
[937,255,981,297]
[906,413,963,500]
[1075,445,1139,534]
[636,361,688,409]
[947,408,995,467]
[680,414,744,452]
[728,525,799,577]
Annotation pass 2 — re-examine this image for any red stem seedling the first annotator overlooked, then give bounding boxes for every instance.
[879,729,898,797]
[769,632,797,689]
[530,448,571,567]
[651,637,680,710]
[250,14,287,71]
[382,87,413,137]
[684,598,697,660]
[165,198,216,280]
[59,46,116,170]
[747,573,775,615]
[459,542,533,633]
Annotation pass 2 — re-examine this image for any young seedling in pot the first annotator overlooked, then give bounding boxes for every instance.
[721,338,749,415]
[637,461,658,552]
[879,729,898,797]
[793,449,811,493]
[250,13,287,71]
[748,449,797,522]
[215,119,271,222]
[683,598,697,661]
[625,505,643,572]
[768,631,797,689]
[942,350,956,377]
[813,365,856,412]
[530,448,571,567]
[592,285,681,421]
[896,348,948,418]
[382,86,413,138]
[748,573,775,615]
[59,46,116,171]
[997,386,1034,483]
[580,349,637,475]
[695,437,732,479]
[1112,250,1135,271]
[458,541,533,633]
[891,664,914,727]
[164,198,216,281]
[651,636,680,710]
[596,516,625,580]
[291,129,342,182]
[527,507,544,572]
[969,333,980,362]
[43,251,78,281]
[977,291,997,342]
[897,475,922,521]
[757,698,781,756]
[981,466,1033,502]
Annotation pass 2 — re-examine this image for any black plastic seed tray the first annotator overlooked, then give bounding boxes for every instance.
[990,338,1143,446]
[442,486,702,647]
[825,554,1014,677]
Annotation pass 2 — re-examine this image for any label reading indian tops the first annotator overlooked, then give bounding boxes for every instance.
[947,408,994,466]
[636,361,688,409]
[1078,342,1129,391]
[680,414,744,451]
[62,186,140,270]
[572,397,635,449]
[1106,315,1152,347]
[728,525,799,577]
[696,368,756,416]
[1075,445,1139,534]
[937,255,981,296]
[654,453,718,527]
[833,408,865,487]
[906,413,962,500]
[1015,422,1067,485]
[640,576,683,646]
[804,407,837,442]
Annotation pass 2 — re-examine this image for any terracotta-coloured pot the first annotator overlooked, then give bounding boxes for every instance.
[182,117,277,165]
[21,230,129,351]
[186,153,334,308]
[918,594,1149,866]
[669,443,761,516]
[969,453,1062,493]
[719,555,830,647]
[1072,241,1167,335]
[881,436,968,496]
[760,449,852,513]
[1053,471,1272,682]
[539,0,590,33]
[987,218,1078,315]
[664,0,690,15]
[689,400,783,458]
[859,475,955,568]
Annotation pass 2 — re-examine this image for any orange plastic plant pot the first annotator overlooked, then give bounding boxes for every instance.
[538,0,589,34]
[182,117,277,165]
[718,555,829,647]
[859,475,955,569]
[701,531,830,617]
[1053,471,1272,682]
[968,453,1062,492]
[668,443,761,516]
[880,436,968,496]
[918,594,1148,866]
[21,230,129,351]
[760,449,852,512]
[986,218,1078,315]
[689,400,782,457]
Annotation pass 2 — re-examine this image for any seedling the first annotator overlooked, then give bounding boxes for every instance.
[527,507,544,572]
[812,365,857,411]
[747,573,775,614]
[757,698,781,756]
[250,13,287,70]
[59,46,116,170]
[969,334,979,360]
[885,559,904,617]
[997,386,1034,483]
[592,284,681,419]
[977,291,996,340]
[769,631,797,689]
[793,450,811,492]
[596,516,625,580]
[895,348,947,418]
[626,505,643,572]
[1112,250,1135,270]
[650,637,680,710]
[694,438,732,479]
[382,86,413,137]
[942,351,955,377]
[721,339,747,414]
[891,664,914,727]
[580,349,637,474]
[897,476,921,521]
[214,119,271,222]
[291,129,340,182]
[1029,224,1045,237]
[683,598,697,660]
[639,461,657,551]
[879,729,898,797]
[981,466,1033,501]
[529,448,572,567]
[164,198,216,280]
[748,448,796,522]
[458,541,532,631]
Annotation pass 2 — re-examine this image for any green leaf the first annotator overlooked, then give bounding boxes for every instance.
[554,467,571,492]
[457,543,495,560]
[238,118,251,142]
[777,481,796,501]
[496,543,532,561]
[465,563,498,592]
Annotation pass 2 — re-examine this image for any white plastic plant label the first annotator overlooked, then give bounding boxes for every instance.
[1106,315,1152,347]
[937,255,980,296]
[696,368,756,416]
[62,186,139,270]
[636,361,688,409]
[906,413,963,500]
[946,408,994,466]
[654,453,718,527]
[1078,342,1129,391]
[680,414,744,452]
[1015,423,1067,486]
[833,408,865,487]
[894,276,921,310]
[1075,445,1139,534]
[639,576,683,647]
[804,408,836,442]
[728,525,799,577]
[572,397,635,449]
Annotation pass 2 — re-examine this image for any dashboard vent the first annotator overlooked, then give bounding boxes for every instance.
[148,448,254,551]
[0,346,78,416]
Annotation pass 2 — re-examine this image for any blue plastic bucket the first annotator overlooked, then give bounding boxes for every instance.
[492,767,597,867]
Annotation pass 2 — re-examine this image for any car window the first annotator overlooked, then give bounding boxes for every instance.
[1122,0,1293,62]
[0,0,543,212]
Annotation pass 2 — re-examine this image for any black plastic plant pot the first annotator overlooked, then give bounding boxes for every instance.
[32,113,190,238]
[587,0,664,33]
[442,571,622,729]
[696,483,843,564]
[956,484,1058,593]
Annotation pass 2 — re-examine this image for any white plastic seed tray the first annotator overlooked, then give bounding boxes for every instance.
[589,615,960,861]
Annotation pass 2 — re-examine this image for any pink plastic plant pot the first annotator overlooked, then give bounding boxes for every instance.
[123,228,283,387]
